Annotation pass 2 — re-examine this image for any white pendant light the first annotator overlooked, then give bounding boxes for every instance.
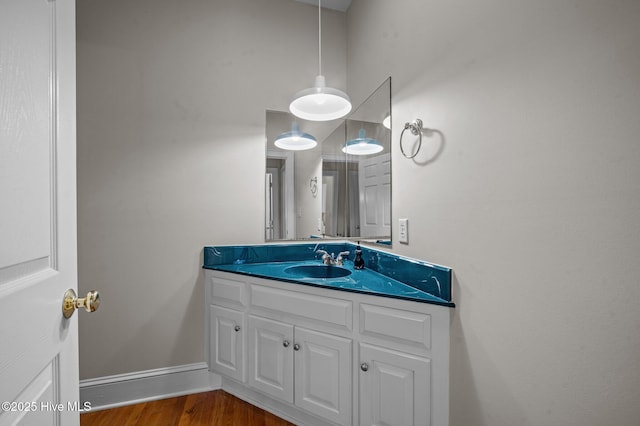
[274,122,317,151]
[342,129,383,155]
[289,0,352,121]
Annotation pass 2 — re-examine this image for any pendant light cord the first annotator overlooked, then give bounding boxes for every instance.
[318,0,322,76]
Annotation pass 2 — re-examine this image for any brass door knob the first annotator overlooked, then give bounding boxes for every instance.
[63,289,100,318]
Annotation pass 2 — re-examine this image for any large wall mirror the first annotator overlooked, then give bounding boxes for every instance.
[265,77,391,245]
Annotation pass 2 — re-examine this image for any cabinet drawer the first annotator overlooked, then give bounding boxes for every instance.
[359,304,431,350]
[209,274,246,309]
[251,285,352,330]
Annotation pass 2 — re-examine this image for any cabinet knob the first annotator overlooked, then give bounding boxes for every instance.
[360,363,369,372]
[234,325,241,332]
[293,343,301,351]
[283,340,290,348]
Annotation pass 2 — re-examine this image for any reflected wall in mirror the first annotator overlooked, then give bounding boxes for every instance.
[265,77,391,244]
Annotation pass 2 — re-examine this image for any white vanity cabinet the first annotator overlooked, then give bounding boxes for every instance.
[209,305,244,382]
[206,274,247,382]
[247,315,293,402]
[205,269,450,426]
[358,343,431,426]
[248,315,352,425]
[356,303,442,426]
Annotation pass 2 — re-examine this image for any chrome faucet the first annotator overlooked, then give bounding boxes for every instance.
[316,249,350,266]
[316,249,335,265]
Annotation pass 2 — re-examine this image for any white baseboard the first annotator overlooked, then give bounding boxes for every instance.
[80,362,221,411]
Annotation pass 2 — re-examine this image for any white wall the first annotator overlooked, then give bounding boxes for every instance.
[347,1,640,425]
[76,0,347,379]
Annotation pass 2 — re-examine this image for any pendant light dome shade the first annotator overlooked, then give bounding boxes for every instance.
[290,75,352,121]
[274,123,317,151]
[289,0,351,122]
[342,129,383,155]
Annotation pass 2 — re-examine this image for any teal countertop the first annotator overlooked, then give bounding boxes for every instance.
[203,243,454,307]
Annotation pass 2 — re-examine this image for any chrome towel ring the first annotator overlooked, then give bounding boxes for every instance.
[400,119,424,159]
[310,176,318,197]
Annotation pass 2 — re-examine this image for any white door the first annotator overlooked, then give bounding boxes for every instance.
[266,151,295,239]
[0,0,79,425]
[348,169,360,236]
[265,173,274,240]
[359,153,391,238]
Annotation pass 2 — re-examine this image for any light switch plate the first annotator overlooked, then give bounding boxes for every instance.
[399,218,408,244]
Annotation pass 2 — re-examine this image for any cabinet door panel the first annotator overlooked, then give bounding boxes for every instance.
[210,305,244,382]
[359,343,431,426]
[295,327,352,426]
[248,315,294,403]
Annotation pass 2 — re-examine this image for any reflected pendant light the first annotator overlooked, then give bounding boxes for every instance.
[382,114,391,129]
[289,0,352,121]
[342,128,383,155]
[274,122,317,150]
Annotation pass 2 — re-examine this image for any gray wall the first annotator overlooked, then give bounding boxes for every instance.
[347,0,640,425]
[76,0,346,378]
[78,0,640,425]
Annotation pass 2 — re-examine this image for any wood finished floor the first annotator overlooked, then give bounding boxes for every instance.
[80,390,294,426]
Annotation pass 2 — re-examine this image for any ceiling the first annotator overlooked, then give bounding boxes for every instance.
[294,0,351,12]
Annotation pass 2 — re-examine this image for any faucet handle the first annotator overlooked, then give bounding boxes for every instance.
[336,251,350,266]
[316,249,332,265]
